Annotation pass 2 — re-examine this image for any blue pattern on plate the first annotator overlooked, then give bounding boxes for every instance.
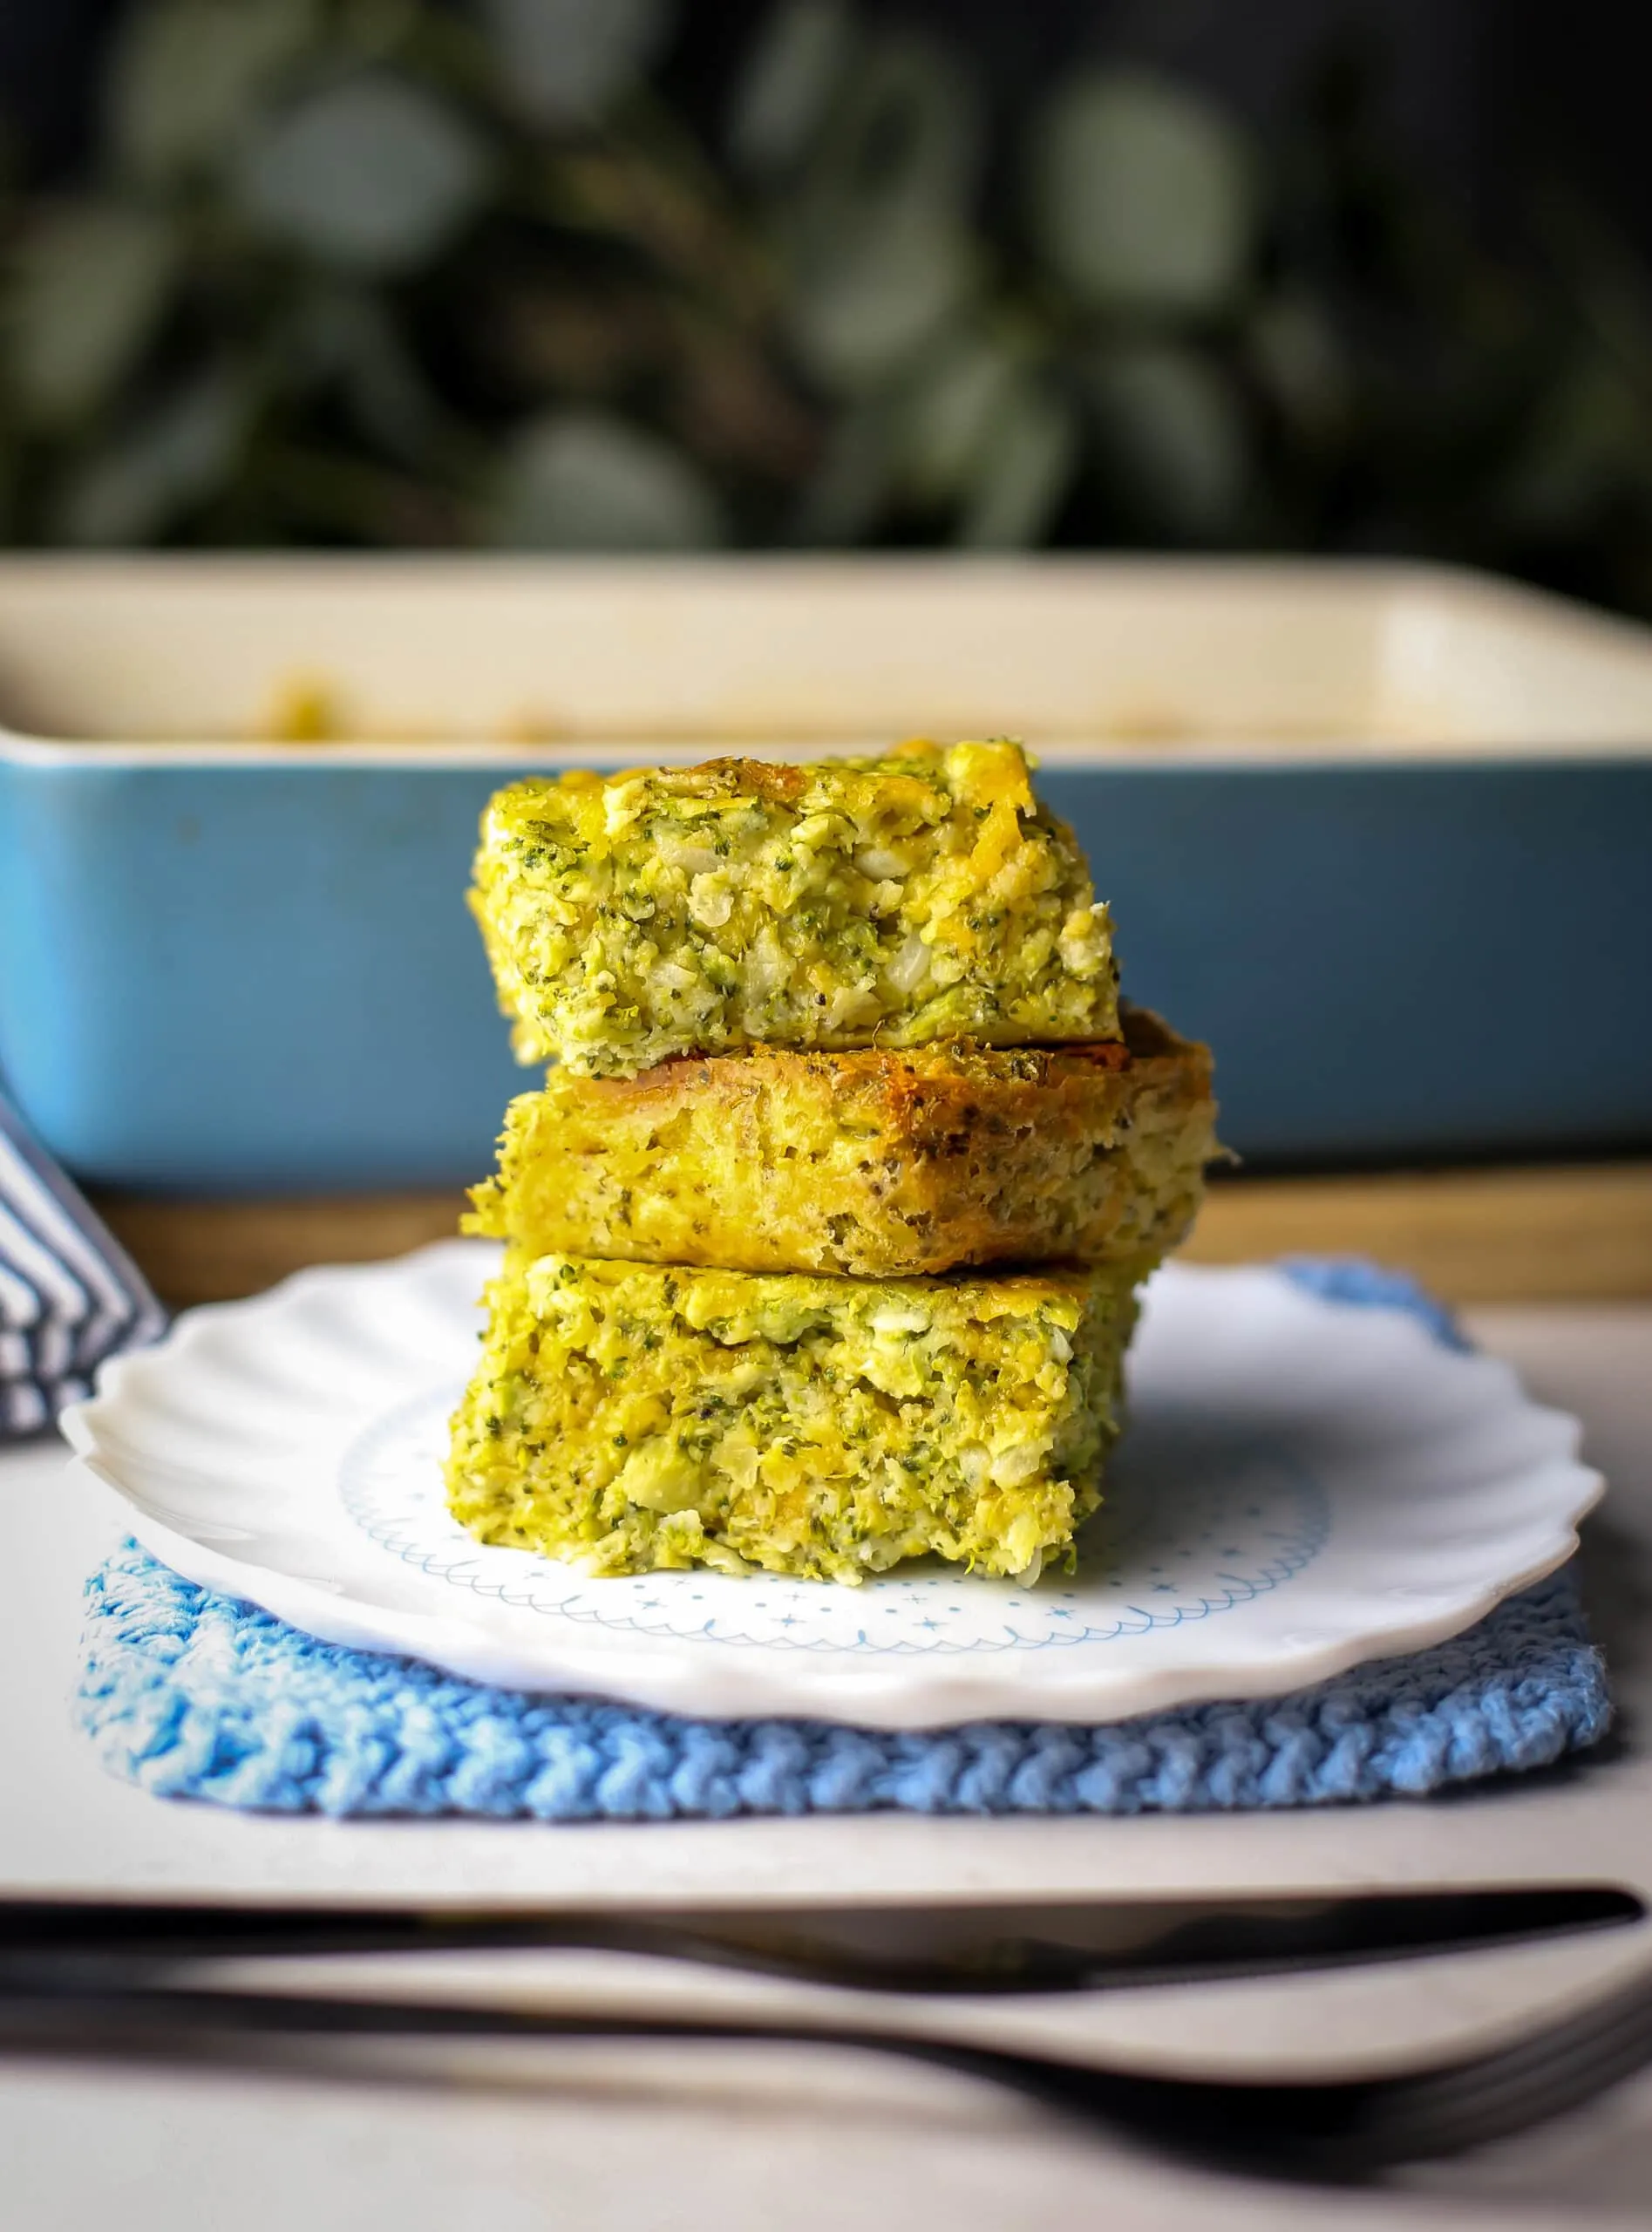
[339,1391,1329,1655]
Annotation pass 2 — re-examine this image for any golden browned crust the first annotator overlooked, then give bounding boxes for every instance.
[592,1032,1132,1126]
[466,1004,1217,1277]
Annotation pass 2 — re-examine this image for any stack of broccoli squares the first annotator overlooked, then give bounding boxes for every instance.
[447,740,1215,1586]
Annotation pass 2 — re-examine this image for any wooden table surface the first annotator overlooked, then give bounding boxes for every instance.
[94,1160,1652,1310]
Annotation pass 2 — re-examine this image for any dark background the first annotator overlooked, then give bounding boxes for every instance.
[8,0,1644,229]
[9,0,1652,618]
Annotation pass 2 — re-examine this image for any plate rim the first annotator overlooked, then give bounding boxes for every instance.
[60,1242,1606,1730]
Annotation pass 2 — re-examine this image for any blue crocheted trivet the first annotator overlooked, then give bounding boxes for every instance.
[74,1262,1611,1820]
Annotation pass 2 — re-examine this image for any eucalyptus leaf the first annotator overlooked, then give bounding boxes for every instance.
[789,403,895,543]
[493,412,724,548]
[477,0,673,126]
[0,432,18,542]
[958,379,1078,548]
[282,289,444,459]
[6,204,180,429]
[1027,69,1255,319]
[898,330,1020,502]
[728,0,854,178]
[1087,344,1249,540]
[336,0,424,65]
[1248,290,1349,443]
[53,371,249,544]
[238,72,491,275]
[107,0,316,184]
[786,30,980,259]
[788,201,975,395]
[1495,357,1648,534]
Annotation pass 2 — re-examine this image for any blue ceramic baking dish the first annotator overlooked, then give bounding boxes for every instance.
[2,555,1649,1191]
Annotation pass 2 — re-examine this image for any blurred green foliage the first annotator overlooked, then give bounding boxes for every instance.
[3,0,1652,615]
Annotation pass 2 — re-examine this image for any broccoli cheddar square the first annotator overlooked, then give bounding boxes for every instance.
[445,1252,1143,1584]
[469,740,1119,1076]
[466,1004,1215,1278]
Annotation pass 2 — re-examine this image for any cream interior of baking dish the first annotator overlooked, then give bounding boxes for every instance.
[3,555,1652,762]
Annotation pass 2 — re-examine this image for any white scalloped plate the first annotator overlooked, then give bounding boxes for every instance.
[61,1241,1601,1730]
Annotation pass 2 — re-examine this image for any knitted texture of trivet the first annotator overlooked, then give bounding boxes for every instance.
[72,1261,1611,1820]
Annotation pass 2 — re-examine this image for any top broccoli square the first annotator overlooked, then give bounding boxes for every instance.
[471,740,1118,1075]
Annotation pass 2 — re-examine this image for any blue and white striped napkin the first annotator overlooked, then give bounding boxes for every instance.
[0,1082,166,1438]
